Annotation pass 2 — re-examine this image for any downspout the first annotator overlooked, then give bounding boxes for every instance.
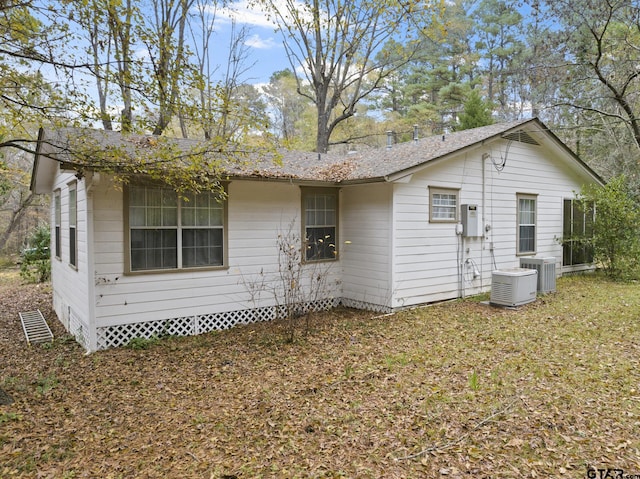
[456,223,464,299]
[86,172,99,352]
[461,234,466,298]
[482,152,490,290]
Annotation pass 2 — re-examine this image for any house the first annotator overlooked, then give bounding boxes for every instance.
[30,118,603,351]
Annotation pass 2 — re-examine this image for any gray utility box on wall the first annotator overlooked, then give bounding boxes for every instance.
[490,268,538,307]
[519,257,556,293]
[460,204,480,237]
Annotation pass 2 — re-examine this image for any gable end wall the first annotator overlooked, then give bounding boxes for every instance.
[391,138,594,308]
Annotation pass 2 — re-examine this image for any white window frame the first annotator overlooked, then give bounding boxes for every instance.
[68,182,77,268]
[517,193,537,255]
[125,184,227,274]
[301,187,338,262]
[429,187,459,223]
[54,189,61,260]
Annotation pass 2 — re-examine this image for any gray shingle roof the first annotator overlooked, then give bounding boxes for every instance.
[221,119,533,182]
[38,118,592,185]
[330,119,534,181]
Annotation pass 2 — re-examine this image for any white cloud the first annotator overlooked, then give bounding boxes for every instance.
[215,0,275,28]
[134,47,150,61]
[245,34,278,50]
[213,0,311,29]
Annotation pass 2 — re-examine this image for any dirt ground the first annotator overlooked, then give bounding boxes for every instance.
[1,269,640,478]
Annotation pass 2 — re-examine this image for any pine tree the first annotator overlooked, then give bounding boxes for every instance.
[458,89,493,130]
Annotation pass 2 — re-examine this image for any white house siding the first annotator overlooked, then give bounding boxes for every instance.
[90,179,343,349]
[340,183,393,312]
[50,170,92,348]
[390,138,593,309]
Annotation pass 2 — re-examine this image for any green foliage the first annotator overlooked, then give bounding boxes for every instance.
[0,159,11,201]
[54,129,237,199]
[577,176,640,280]
[457,89,494,130]
[472,0,524,114]
[544,1,640,156]
[0,256,15,269]
[0,412,22,424]
[0,2,70,131]
[19,224,51,283]
[468,370,480,391]
[384,352,410,370]
[259,0,445,153]
[264,69,314,148]
[125,336,161,350]
[36,374,59,396]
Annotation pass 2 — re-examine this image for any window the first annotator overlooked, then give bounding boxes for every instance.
[563,198,594,266]
[54,190,61,259]
[181,191,224,268]
[517,194,536,254]
[302,188,338,261]
[429,187,459,222]
[127,185,225,272]
[69,182,77,267]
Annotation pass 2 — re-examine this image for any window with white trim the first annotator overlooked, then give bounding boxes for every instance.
[429,187,459,222]
[517,194,536,254]
[54,189,61,259]
[302,188,338,261]
[69,182,77,267]
[127,185,225,272]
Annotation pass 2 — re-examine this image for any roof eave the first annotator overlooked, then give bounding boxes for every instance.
[384,140,489,183]
[226,174,388,186]
[29,127,43,192]
[334,176,387,185]
[29,127,59,195]
[381,119,534,182]
[383,118,604,186]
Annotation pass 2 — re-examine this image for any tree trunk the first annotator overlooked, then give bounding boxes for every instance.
[0,192,34,252]
[108,0,134,133]
[316,110,330,154]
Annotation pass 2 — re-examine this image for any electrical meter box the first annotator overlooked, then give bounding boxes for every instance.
[461,204,480,237]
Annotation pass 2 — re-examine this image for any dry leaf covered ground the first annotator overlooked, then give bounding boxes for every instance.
[1,268,640,479]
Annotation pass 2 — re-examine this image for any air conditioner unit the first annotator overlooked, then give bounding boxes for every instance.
[520,257,556,293]
[490,268,537,307]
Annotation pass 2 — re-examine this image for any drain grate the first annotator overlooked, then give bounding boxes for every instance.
[19,309,53,345]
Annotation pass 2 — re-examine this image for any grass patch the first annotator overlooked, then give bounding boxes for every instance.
[35,374,59,396]
[0,265,20,286]
[0,412,22,424]
[125,335,162,350]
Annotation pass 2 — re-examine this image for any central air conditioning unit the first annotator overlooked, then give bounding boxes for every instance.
[490,268,537,307]
[520,257,556,293]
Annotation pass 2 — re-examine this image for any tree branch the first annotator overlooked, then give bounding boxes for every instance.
[396,396,521,461]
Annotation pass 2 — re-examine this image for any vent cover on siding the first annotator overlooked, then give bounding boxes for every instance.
[502,129,540,145]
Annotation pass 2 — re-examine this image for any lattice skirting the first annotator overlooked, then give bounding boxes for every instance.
[69,310,91,349]
[95,298,340,350]
[341,298,392,314]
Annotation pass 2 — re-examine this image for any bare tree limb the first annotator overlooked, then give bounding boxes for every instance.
[396,396,521,461]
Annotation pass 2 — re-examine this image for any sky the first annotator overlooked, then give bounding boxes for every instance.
[211,0,537,86]
[28,0,296,128]
[212,0,293,84]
